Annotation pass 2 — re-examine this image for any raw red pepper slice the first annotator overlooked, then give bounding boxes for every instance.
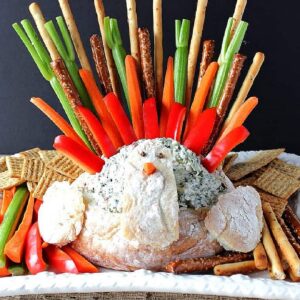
[45,245,78,274]
[53,135,104,174]
[202,126,250,173]
[165,103,186,141]
[25,222,47,275]
[143,98,160,139]
[183,108,217,155]
[62,246,98,273]
[77,106,117,158]
[104,93,137,145]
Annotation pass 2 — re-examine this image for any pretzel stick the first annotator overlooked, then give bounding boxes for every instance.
[138,28,156,99]
[197,40,215,88]
[94,0,119,97]
[253,242,268,270]
[165,252,251,274]
[90,34,113,94]
[186,0,208,107]
[230,0,247,40]
[153,0,163,104]
[262,217,285,280]
[29,3,60,60]
[283,205,300,241]
[263,202,300,277]
[214,260,257,276]
[51,59,101,155]
[225,52,265,127]
[57,0,92,72]
[126,0,140,67]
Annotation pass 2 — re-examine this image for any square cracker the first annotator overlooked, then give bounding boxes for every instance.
[223,153,238,174]
[0,171,26,190]
[253,167,300,199]
[38,150,59,164]
[0,157,7,172]
[27,181,38,193]
[6,157,25,178]
[19,148,41,160]
[21,159,45,182]
[268,159,300,179]
[226,148,285,181]
[258,190,288,217]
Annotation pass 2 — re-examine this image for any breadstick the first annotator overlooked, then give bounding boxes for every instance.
[253,242,268,270]
[126,0,140,67]
[165,252,251,274]
[29,2,60,60]
[230,0,247,40]
[138,28,156,99]
[94,0,119,97]
[186,0,208,107]
[153,0,163,104]
[51,59,101,155]
[288,268,300,282]
[262,217,285,280]
[225,52,265,126]
[90,34,113,94]
[263,202,300,277]
[197,40,215,88]
[58,0,92,72]
[214,260,257,276]
[283,205,300,241]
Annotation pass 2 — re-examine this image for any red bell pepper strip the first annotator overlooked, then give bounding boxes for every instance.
[45,245,78,274]
[77,106,117,158]
[202,126,250,173]
[143,98,160,139]
[53,135,104,174]
[62,246,98,273]
[104,93,137,145]
[25,222,47,275]
[183,108,217,155]
[165,103,186,141]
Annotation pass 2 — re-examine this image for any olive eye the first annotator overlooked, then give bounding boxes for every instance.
[157,153,165,159]
[140,151,147,157]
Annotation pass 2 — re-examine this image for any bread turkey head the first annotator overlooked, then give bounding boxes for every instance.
[121,139,179,249]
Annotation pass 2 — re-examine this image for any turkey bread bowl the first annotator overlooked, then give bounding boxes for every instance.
[38,138,263,271]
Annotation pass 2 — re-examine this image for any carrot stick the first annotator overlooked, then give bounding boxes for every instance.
[125,55,144,139]
[0,267,10,277]
[4,194,34,263]
[30,97,86,148]
[160,57,174,137]
[219,96,258,141]
[0,188,16,224]
[79,69,123,149]
[183,62,218,139]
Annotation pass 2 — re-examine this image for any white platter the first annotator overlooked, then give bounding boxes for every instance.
[1,151,300,299]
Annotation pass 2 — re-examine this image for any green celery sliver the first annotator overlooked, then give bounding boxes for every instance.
[219,18,234,63]
[45,17,95,113]
[104,17,129,112]
[207,20,248,108]
[0,186,29,268]
[8,264,26,276]
[13,21,91,149]
[174,19,190,105]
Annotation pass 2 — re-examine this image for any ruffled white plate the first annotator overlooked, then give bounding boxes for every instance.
[1,151,300,299]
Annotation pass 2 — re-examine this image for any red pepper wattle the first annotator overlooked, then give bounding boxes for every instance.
[104,93,137,145]
[183,108,217,155]
[25,222,47,275]
[143,98,160,139]
[45,245,78,274]
[53,135,104,174]
[202,126,250,173]
[165,103,186,141]
[77,106,117,158]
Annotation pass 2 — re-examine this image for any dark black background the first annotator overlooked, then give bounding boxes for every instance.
[0,0,299,154]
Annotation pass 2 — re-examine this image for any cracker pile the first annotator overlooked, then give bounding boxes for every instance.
[224,149,300,217]
[0,148,84,199]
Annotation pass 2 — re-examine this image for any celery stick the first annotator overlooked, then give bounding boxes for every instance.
[0,186,29,268]
[174,19,190,105]
[8,264,26,276]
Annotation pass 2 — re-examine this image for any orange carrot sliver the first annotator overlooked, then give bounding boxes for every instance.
[0,267,10,277]
[160,57,174,137]
[125,55,144,139]
[31,97,86,148]
[79,69,123,149]
[62,246,98,273]
[0,188,16,223]
[184,62,219,139]
[4,194,35,263]
[219,97,259,141]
